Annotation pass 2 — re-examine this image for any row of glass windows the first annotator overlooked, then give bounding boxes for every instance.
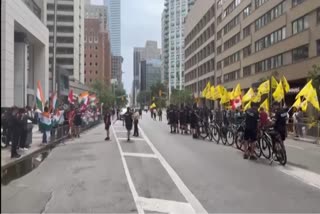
[255,27,286,52]
[224,33,240,50]
[292,15,308,35]
[224,70,240,83]
[223,51,240,67]
[255,0,269,9]
[224,14,240,35]
[185,41,215,70]
[255,2,283,31]
[255,54,283,73]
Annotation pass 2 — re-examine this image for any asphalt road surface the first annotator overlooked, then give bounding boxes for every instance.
[2,113,320,213]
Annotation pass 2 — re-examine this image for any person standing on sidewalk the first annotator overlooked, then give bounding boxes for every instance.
[158,108,162,121]
[124,107,133,142]
[19,108,29,150]
[104,108,111,141]
[11,106,21,158]
[74,108,82,138]
[139,108,142,119]
[133,109,139,137]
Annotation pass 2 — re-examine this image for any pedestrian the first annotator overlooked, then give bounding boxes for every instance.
[150,108,153,119]
[190,103,199,138]
[104,108,111,140]
[74,108,82,138]
[124,107,133,141]
[10,106,21,158]
[68,107,76,139]
[117,108,120,119]
[139,108,142,119]
[19,108,29,150]
[158,108,162,121]
[243,102,259,160]
[179,104,186,134]
[259,107,269,129]
[153,109,157,121]
[40,107,52,144]
[133,109,139,137]
[294,108,303,137]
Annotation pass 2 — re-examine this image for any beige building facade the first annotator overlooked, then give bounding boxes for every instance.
[184,0,320,102]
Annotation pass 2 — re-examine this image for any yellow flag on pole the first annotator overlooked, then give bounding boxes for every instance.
[258,80,270,95]
[273,81,285,102]
[252,93,261,103]
[281,76,290,93]
[292,97,301,109]
[233,83,242,98]
[213,85,223,99]
[220,87,230,104]
[202,82,211,98]
[301,100,308,112]
[271,76,278,89]
[295,80,313,100]
[242,88,254,103]
[244,101,251,111]
[259,98,269,112]
[209,86,215,100]
[305,87,320,111]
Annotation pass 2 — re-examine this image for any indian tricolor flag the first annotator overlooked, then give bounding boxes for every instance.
[79,91,89,104]
[36,80,45,112]
[51,92,58,111]
[39,112,52,131]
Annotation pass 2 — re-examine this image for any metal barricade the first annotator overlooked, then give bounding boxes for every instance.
[287,121,320,144]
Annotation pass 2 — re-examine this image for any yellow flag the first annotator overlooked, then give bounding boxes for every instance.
[244,101,251,111]
[301,100,308,112]
[273,81,284,102]
[281,76,290,93]
[205,87,212,100]
[242,88,254,103]
[258,80,270,95]
[220,87,230,104]
[209,86,215,100]
[233,83,242,98]
[271,76,278,89]
[296,80,313,100]
[150,103,156,108]
[202,82,211,98]
[259,98,269,112]
[252,93,261,102]
[213,85,224,99]
[305,87,320,111]
[292,97,301,109]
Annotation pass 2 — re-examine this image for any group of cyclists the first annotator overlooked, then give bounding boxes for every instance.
[166,101,288,165]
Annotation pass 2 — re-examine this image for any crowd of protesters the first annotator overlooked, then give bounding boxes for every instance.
[1,104,101,159]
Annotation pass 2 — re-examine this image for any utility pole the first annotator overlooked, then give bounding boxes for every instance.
[52,0,58,92]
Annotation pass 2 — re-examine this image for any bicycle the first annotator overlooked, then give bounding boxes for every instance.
[266,128,287,166]
[198,120,212,141]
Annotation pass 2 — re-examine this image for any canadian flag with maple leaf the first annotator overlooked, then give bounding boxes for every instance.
[231,96,242,110]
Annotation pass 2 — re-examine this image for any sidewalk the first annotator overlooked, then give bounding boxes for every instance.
[1,122,101,170]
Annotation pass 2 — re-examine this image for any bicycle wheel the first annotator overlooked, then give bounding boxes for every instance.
[254,141,262,158]
[199,125,208,140]
[235,131,244,151]
[275,141,287,166]
[260,135,271,159]
[211,125,220,143]
[226,130,234,146]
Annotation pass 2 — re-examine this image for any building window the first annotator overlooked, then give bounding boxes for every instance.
[243,66,251,77]
[243,45,251,58]
[95,46,98,49]
[292,0,304,7]
[243,25,251,38]
[255,2,283,31]
[224,33,240,50]
[90,79,92,82]
[317,8,320,24]
[90,62,92,66]
[255,27,286,52]
[243,4,251,19]
[224,51,240,67]
[84,70,86,74]
[317,40,320,56]
[217,45,222,54]
[217,15,222,25]
[224,15,240,35]
[255,0,269,9]
[96,70,98,74]
[255,54,283,73]
[224,70,239,83]
[217,0,222,8]
[292,15,308,35]
[90,54,92,58]
[217,61,222,70]
[95,62,98,66]
[217,30,222,40]
[292,45,309,62]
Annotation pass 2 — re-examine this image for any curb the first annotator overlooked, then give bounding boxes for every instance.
[1,121,102,172]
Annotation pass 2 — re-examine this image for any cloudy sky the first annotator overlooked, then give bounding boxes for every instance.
[91,0,164,94]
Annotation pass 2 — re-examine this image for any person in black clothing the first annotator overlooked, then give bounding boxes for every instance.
[104,109,111,140]
[1,109,12,148]
[117,108,120,119]
[167,105,174,133]
[185,105,192,134]
[272,102,288,141]
[133,109,139,137]
[19,108,29,150]
[172,106,179,133]
[190,103,199,138]
[11,106,21,158]
[243,102,260,160]
[179,104,186,134]
[124,107,133,141]
[139,108,142,119]
[158,109,162,121]
[74,109,82,138]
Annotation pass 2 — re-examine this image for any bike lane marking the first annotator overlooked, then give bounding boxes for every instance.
[276,165,320,190]
[138,125,208,214]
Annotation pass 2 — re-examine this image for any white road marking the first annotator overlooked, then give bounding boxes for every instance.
[115,131,129,133]
[137,197,194,214]
[118,138,145,141]
[286,144,304,150]
[139,126,208,214]
[123,152,157,159]
[111,125,145,214]
[277,165,320,190]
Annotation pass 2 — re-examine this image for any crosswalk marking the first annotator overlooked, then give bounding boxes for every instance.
[123,152,157,158]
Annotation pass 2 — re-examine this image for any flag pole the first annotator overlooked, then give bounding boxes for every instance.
[269,76,272,115]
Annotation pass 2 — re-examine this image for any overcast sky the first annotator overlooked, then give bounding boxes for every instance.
[91,0,164,94]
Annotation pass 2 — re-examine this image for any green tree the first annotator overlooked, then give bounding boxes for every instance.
[136,91,151,107]
[91,80,115,108]
[170,89,193,106]
[114,87,128,108]
[149,82,167,108]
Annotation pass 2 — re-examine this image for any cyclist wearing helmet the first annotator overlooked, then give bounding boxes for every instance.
[272,102,288,141]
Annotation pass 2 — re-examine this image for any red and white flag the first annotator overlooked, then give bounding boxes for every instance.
[68,89,74,104]
[231,96,242,110]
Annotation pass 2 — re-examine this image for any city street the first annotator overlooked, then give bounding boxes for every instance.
[2,113,320,213]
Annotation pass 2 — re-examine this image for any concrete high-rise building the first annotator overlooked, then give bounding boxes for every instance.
[161,0,195,96]
[104,0,121,56]
[132,41,161,105]
[84,3,112,87]
[112,56,123,84]
[144,59,162,91]
[184,0,320,105]
[1,0,49,108]
[46,0,85,94]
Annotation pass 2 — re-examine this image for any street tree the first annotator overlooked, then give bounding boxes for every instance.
[170,89,193,106]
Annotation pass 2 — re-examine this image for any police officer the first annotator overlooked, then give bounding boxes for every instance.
[272,102,288,142]
[179,104,186,134]
[190,103,199,139]
[11,106,21,158]
[124,107,133,141]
